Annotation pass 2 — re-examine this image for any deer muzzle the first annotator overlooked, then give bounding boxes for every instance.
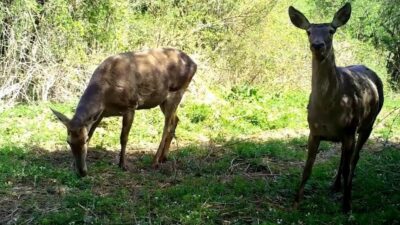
[74,150,88,177]
[311,43,325,51]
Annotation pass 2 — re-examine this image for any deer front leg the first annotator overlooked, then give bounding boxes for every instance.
[119,111,134,170]
[341,134,356,213]
[294,134,320,209]
[351,128,372,178]
[87,115,103,143]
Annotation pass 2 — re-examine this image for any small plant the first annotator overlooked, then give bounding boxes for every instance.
[185,103,212,124]
[225,85,262,102]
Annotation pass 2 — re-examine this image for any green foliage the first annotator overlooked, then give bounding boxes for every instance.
[226,85,263,102]
[0,0,395,105]
[231,138,307,160]
[185,103,212,124]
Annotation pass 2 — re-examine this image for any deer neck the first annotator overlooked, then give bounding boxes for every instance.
[70,84,104,129]
[311,49,339,106]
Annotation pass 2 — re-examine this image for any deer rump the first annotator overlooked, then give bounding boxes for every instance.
[307,65,384,142]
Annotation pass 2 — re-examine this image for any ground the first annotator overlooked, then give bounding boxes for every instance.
[0,91,399,224]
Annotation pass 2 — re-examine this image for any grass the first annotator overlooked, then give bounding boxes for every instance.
[0,89,399,224]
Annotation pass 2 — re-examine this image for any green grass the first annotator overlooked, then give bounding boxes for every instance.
[0,90,399,224]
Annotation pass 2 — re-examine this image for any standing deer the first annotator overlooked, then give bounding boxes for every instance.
[51,48,197,177]
[289,3,384,212]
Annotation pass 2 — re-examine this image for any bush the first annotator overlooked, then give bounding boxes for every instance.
[185,103,212,124]
[0,0,394,107]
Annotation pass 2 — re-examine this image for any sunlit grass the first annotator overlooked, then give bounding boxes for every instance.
[0,90,399,224]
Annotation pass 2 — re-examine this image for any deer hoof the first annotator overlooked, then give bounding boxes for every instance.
[152,162,160,169]
[159,156,167,163]
[342,202,352,214]
[152,156,167,168]
[330,183,342,193]
[293,201,300,210]
[119,162,128,171]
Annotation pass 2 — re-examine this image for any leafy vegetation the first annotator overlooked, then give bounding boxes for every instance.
[0,0,399,224]
[1,0,397,105]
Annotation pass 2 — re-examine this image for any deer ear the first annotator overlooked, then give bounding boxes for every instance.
[332,3,351,28]
[51,108,70,127]
[288,6,310,30]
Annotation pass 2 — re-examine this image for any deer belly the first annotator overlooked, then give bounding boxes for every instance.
[136,91,169,110]
[308,114,353,141]
[136,99,164,109]
[102,106,132,117]
[309,121,339,137]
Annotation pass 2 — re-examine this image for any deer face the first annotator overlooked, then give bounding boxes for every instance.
[305,25,336,59]
[67,127,89,177]
[288,3,352,60]
[51,109,89,177]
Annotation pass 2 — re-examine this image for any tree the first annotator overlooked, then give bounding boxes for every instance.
[380,0,400,90]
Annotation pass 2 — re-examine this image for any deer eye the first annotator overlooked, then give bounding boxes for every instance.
[329,29,335,35]
[306,30,311,36]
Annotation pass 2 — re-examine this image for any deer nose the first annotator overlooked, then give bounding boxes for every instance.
[312,43,325,50]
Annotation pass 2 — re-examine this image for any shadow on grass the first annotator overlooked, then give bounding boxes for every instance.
[0,137,399,224]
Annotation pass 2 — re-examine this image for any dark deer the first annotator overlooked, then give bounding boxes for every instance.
[289,3,384,212]
[51,48,197,177]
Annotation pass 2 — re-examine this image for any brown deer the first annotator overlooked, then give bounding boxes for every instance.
[289,3,384,212]
[51,48,197,177]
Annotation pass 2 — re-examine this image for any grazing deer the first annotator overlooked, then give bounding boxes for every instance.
[51,48,197,177]
[289,3,384,212]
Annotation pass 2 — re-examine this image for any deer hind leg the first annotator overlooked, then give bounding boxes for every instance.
[152,91,184,168]
[341,134,356,213]
[339,128,371,208]
[294,134,320,209]
[160,115,179,163]
[332,147,344,192]
[119,110,135,170]
[351,127,372,178]
[333,128,370,202]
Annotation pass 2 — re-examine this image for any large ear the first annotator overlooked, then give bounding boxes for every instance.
[51,108,70,127]
[288,6,310,30]
[332,3,351,28]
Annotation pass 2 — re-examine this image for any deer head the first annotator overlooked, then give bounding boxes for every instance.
[288,3,351,61]
[51,108,100,177]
